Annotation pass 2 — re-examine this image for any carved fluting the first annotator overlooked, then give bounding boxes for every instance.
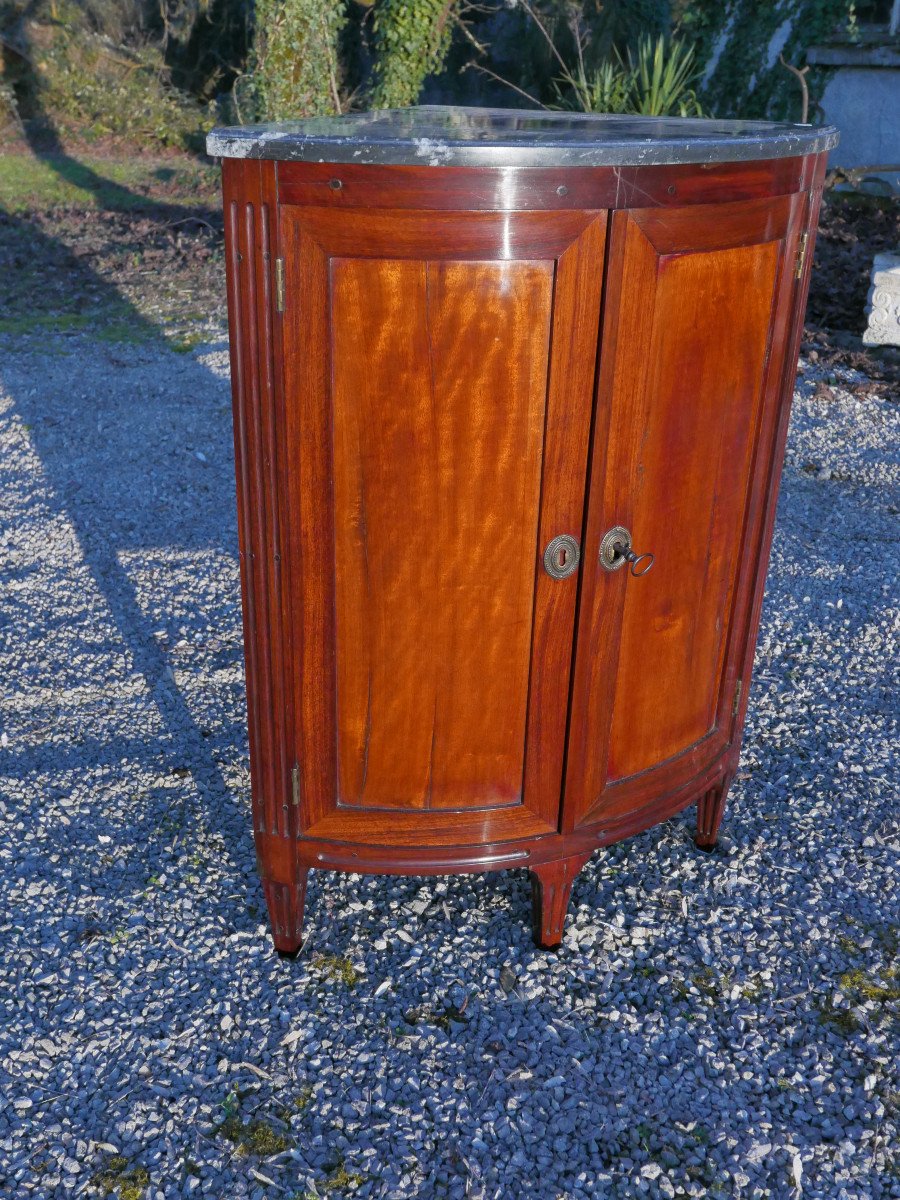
[225,162,292,848]
[530,854,590,948]
[262,872,308,955]
[695,776,733,850]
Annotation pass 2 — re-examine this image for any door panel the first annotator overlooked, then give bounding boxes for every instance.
[280,206,606,844]
[564,194,805,829]
[331,257,552,810]
[606,239,777,780]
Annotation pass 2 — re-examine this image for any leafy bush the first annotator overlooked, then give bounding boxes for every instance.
[370,0,460,109]
[1,1,213,149]
[251,0,347,119]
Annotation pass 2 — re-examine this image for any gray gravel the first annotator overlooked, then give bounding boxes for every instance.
[0,328,897,1200]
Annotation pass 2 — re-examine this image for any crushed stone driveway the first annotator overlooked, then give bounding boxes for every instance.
[0,330,897,1200]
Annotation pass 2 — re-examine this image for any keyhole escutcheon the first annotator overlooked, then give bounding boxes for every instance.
[543,534,580,580]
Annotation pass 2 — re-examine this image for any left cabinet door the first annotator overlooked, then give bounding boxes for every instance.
[279,203,606,850]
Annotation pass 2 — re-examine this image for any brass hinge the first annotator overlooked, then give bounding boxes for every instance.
[732,680,743,717]
[291,763,300,807]
[275,257,285,312]
[794,232,809,280]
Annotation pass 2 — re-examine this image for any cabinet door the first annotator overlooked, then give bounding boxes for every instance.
[563,194,807,830]
[280,206,606,848]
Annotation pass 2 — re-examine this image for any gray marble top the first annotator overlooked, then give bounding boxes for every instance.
[207,106,838,168]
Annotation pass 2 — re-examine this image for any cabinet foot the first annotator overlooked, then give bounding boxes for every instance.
[695,776,733,851]
[530,855,590,949]
[263,871,308,955]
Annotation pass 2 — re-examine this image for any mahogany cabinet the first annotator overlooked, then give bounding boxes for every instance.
[208,109,837,952]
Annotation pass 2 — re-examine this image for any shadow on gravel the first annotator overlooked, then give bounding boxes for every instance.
[1,34,241,837]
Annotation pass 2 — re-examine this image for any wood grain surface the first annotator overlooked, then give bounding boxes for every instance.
[331,256,552,811]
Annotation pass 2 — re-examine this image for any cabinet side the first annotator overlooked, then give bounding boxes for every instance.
[728,151,829,745]
[221,158,302,945]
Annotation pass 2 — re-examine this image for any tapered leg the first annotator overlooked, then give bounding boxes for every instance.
[262,870,309,957]
[695,775,733,851]
[530,854,591,949]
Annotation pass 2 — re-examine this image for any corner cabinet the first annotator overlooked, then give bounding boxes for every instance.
[210,108,837,953]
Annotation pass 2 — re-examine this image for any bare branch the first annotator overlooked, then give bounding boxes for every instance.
[518,0,570,75]
[778,53,810,124]
[465,62,549,109]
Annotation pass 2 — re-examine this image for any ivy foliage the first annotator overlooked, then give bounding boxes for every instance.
[252,0,348,118]
[678,0,855,121]
[370,0,460,109]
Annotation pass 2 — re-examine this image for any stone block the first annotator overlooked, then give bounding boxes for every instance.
[863,253,900,347]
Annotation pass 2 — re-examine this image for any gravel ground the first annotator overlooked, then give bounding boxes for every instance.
[0,326,897,1200]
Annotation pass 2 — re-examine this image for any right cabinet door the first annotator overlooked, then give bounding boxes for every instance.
[564,193,808,831]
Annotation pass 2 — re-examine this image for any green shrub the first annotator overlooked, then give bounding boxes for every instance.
[1,2,212,149]
[370,0,460,109]
[252,0,347,119]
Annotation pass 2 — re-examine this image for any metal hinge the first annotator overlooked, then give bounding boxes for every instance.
[275,257,285,312]
[794,232,809,280]
[732,680,743,717]
[291,763,300,807]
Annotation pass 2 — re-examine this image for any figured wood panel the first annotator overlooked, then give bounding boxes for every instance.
[563,194,804,829]
[331,257,553,810]
[605,235,778,780]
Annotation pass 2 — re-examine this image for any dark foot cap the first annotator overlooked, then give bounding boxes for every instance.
[276,946,302,960]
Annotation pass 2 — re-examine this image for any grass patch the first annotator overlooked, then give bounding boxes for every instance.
[218,1115,291,1158]
[168,329,207,354]
[90,1156,150,1200]
[0,151,218,214]
[741,973,766,1002]
[0,307,154,343]
[839,968,900,1005]
[312,952,359,989]
[817,999,861,1036]
[322,1160,366,1193]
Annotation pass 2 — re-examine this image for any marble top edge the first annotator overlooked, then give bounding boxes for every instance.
[207,106,839,167]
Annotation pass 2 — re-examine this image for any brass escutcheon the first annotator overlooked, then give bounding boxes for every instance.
[543,534,580,580]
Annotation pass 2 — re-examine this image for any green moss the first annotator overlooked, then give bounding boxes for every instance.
[90,1156,150,1200]
[218,1115,291,1158]
[839,968,900,1005]
[276,1084,314,1123]
[817,1000,860,1036]
[838,934,863,955]
[691,966,730,998]
[741,974,765,1002]
[313,952,359,989]
[168,330,206,354]
[322,1159,366,1193]
[634,964,658,978]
